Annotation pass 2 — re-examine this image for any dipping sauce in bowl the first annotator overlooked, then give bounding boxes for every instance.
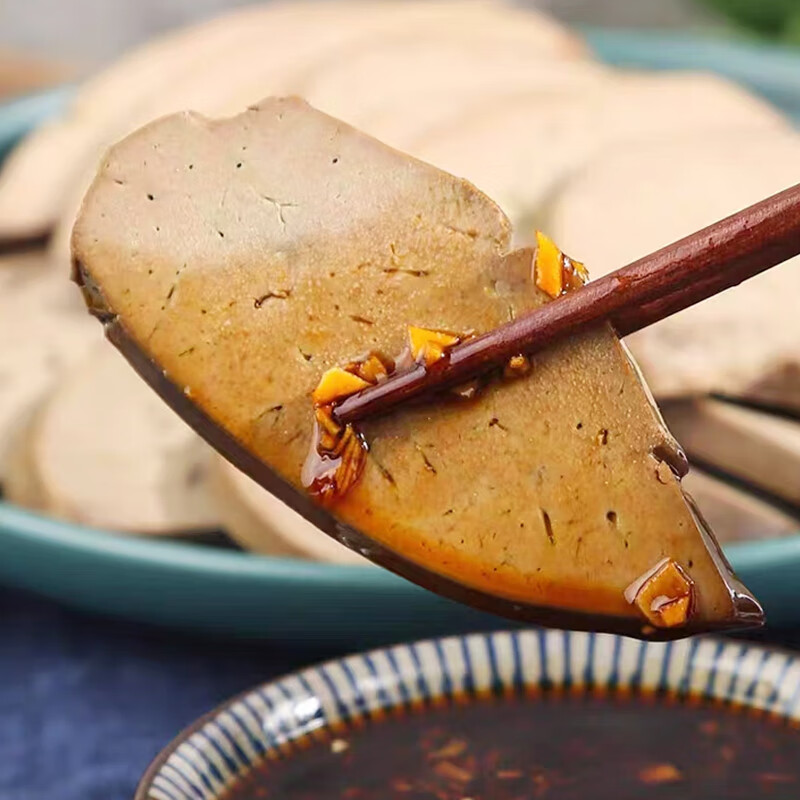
[223,694,798,799]
[137,632,800,800]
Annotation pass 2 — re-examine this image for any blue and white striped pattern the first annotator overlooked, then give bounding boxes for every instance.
[141,630,800,800]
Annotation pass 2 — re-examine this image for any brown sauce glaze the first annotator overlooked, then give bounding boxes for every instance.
[223,694,800,799]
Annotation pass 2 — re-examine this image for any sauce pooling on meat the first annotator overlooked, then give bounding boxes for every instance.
[302,233,587,507]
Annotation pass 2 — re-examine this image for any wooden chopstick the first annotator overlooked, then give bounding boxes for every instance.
[336,180,800,425]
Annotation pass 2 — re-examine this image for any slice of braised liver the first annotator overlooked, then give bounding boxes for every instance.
[71,97,762,637]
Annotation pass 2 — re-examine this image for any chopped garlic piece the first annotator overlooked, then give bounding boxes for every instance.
[408,325,460,366]
[534,231,564,298]
[534,231,588,298]
[312,367,370,406]
[625,557,694,628]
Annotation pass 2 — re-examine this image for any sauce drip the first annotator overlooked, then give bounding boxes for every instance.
[302,353,395,504]
[300,423,342,490]
[301,413,368,506]
[302,336,468,505]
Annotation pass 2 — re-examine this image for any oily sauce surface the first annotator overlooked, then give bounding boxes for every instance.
[223,694,799,799]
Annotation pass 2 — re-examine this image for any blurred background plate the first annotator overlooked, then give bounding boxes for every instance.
[1,30,800,643]
[0,85,71,162]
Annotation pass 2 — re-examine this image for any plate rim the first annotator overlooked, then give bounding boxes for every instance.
[2,496,798,583]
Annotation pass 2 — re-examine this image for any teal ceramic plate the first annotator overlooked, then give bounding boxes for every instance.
[0,85,72,162]
[2,31,800,641]
[136,629,800,799]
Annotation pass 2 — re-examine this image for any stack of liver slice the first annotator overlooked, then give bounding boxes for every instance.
[0,0,797,558]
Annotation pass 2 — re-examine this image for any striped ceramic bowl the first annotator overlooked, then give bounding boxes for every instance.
[136,629,800,799]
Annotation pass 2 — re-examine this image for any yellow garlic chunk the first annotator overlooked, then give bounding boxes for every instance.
[625,557,694,629]
[534,230,588,297]
[534,231,564,298]
[355,354,390,383]
[504,354,531,379]
[408,326,460,367]
[312,367,370,406]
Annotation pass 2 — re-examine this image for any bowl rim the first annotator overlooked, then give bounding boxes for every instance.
[134,628,800,800]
